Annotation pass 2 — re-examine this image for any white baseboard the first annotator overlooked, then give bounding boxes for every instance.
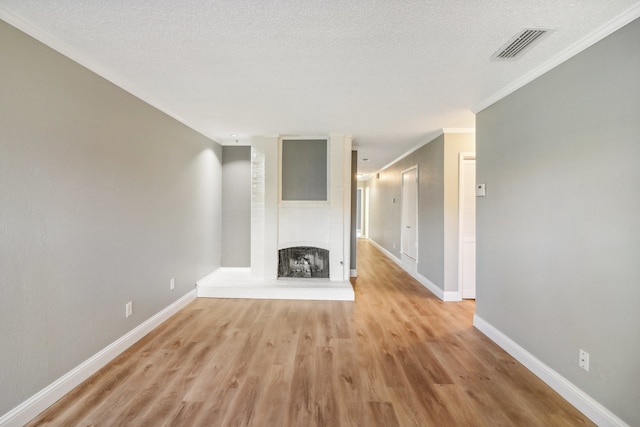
[473,315,629,427]
[368,239,455,302]
[0,290,197,427]
[443,290,462,302]
[414,271,444,300]
[195,268,221,287]
[400,253,418,276]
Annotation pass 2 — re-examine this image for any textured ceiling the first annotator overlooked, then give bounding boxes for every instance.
[1,0,639,175]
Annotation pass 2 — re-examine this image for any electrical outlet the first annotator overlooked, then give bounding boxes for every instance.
[579,349,589,371]
[125,301,133,318]
[170,278,175,290]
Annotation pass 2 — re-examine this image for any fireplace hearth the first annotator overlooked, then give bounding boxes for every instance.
[278,247,329,278]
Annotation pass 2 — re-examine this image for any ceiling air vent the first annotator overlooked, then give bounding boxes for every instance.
[491,28,553,60]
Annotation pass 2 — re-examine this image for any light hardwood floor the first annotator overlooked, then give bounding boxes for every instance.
[28,239,593,426]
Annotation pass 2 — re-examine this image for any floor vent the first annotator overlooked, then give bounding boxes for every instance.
[491,28,553,60]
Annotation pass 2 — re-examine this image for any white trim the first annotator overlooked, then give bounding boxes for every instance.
[277,242,331,251]
[401,252,418,277]
[442,128,476,134]
[0,7,217,145]
[195,269,219,287]
[400,165,419,264]
[473,315,630,427]
[0,290,197,427]
[375,128,477,176]
[415,271,444,300]
[457,153,476,299]
[363,186,370,239]
[377,130,442,173]
[442,290,462,302]
[356,187,363,237]
[342,135,354,281]
[350,269,357,278]
[473,3,640,113]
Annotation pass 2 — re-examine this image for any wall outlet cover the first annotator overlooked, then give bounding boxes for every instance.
[579,349,590,371]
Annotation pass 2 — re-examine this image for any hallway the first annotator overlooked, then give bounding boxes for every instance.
[28,239,592,426]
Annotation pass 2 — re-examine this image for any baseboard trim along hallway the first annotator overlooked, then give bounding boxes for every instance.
[367,238,461,302]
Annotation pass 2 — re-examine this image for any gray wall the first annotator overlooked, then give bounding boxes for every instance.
[222,146,251,267]
[366,133,474,293]
[476,17,640,425]
[0,20,222,415]
[368,136,444,287]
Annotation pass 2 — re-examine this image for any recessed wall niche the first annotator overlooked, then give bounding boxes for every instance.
[281,138,328,201]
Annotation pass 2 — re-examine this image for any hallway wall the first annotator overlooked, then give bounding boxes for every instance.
[365,132,474,296]
[0,20,222,416]
[476,16,640,425]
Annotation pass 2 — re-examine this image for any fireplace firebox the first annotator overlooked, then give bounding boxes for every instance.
[278,247,329,278]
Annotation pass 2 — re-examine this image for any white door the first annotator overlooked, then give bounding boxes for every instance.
[401,167,418,261]
[356,188,363,237]
[459,155,476,299]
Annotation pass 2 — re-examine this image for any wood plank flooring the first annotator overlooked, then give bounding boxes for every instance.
[27,239,594,426]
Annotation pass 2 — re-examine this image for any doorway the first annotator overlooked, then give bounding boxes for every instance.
[458,153,476,299]
[356,188,363,237]
[401,166,418,266]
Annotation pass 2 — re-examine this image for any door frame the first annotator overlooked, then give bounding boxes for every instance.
[356,187,363,237]
[400,165,419,264]
[458,153,476,299]
[364,186,369,238]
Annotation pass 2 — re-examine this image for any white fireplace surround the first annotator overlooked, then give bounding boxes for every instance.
[197,134,355,301]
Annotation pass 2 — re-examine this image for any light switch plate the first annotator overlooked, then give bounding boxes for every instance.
[476,183,486,197]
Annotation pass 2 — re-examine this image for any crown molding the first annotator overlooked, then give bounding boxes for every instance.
[473,2,640,113]
[376,130,442,173]
[375,127,476,174]
[0,6,219,145]
[442,128,476,134]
